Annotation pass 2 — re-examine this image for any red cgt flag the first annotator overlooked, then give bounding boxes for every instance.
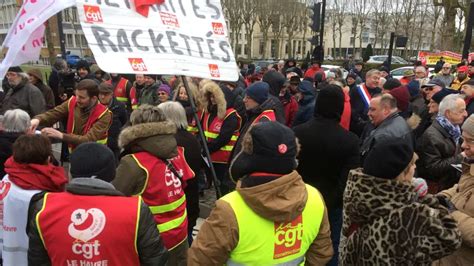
[134,0,165,17]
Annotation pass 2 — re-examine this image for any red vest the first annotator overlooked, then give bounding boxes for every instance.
[203,108,242,164]
[36,192,141,266]
[66,96,110,151]
[252,109,276,125]
[106,77,130,103]
[131,147,194,250]
[186,111,203,135]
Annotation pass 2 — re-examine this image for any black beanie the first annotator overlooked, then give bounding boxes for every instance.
[363,138,414,180]
[383,78,402,91]
[314,85,344,121]
[70,143,116,182]
[76,60,90,72]
[262,70,286,96]
[230,122,297,181]
[7,66,23,73]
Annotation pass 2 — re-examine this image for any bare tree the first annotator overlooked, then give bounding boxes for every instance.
[353,0,371,58]
[222,0,244,56]
[334,0,347,58]
[281,0,301,58]
[256,0,275,59]
[372,0,390,54]
[428,2,443,50]
[241,0,259,59]
[45,19,56,66]
[434,0,462,51]
[270,3,285,59]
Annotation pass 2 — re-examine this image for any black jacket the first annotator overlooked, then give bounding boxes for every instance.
[107,97,128,157]
[27,178,168,265]
[467,98,474,117]
[360,112,413,163]
[0,132,21,178]
[293,116,360,210]
[293,80,316,127]
[417,120,463,190]
[175,129,201,231]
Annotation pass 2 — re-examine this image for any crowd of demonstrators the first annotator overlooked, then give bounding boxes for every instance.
[2,54,474,265]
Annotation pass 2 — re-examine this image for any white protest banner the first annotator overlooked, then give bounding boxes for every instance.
[0,0,76,81]
[77,0,238,81]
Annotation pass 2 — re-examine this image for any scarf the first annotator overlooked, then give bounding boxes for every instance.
[436,115,461,144]
[4,157,67,192]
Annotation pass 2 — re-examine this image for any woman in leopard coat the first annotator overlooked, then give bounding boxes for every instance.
[339,139,461,265]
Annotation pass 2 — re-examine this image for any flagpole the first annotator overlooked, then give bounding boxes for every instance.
[181,76,222,198]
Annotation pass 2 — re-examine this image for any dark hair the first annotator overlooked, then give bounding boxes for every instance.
[13,135,52,164]
[76,79,99,97]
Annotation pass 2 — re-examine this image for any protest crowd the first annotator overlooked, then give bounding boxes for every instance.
[0,55,474,265]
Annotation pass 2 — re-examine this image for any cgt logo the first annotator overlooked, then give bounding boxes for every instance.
[128,58,148,72]
[273,215,303,259]
[209,64,220,78]
[212,22,225,35]
[83,5,103,23]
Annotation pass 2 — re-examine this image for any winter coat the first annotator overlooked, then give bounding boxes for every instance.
[0,131,21,178]
[417,120,463,191]
[0,79,45,117]
[294,116,360,210]
[410,94,427,117]
[188,171,334,265]
[27,178,169,265]
[339,169,462,265]
[435,161,474,266]
[175,129,201,232]
[34,100,112,147]
[229,99,277,163]
[113,121,178,196]
[293,80,315,127]
[32,80,55,110]
[304,66,326,80]
[349,84,382,136]
[106,97,128,158]
[268,94,286,124]
[435,73,454,88]
[138,82,160,106]
[466,97,474,117]
[360,112,413,163]
[200,81,240,155]
[341,90,352,130]
[281,93,298,127]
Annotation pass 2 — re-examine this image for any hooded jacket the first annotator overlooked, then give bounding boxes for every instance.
[293,80,316,127]
[261,71,287,124]
[0,78,46,117]
[200,81,240,155]
[27,69,55,110]
[27,178,169,266]
[138,81,160,106]
[340,169,461,265]
[188,171,333,265]
[112,121,178,195]
[434,161,474,266]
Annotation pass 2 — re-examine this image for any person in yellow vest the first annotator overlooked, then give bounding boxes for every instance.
[189,122,334,265]
[27,142,169,265]
[199,80,241,194]
[30,79,112,153]
[106,73,138,111]
[112,105,195,266]
[451,65,471,90]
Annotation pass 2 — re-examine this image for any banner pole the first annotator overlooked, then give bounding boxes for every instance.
[181,76,222,199]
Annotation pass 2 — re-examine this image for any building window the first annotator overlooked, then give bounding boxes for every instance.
[259,40,264,55]
[72,8,78,23]
[362,37,369,43]
[236,44,242,55]
[350,37,355,46]
[63,9,71,22]
[66,34,74,47]
[81,35,88,46]
[271,40,276,58]
[75,34,82,47]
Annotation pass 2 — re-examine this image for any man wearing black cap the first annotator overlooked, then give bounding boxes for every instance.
[0,66,46,117]
[421,78,445,101]
[189,122,333,265]
[75,60,95,82]
[28,143,168,265]
[293,85,360,266]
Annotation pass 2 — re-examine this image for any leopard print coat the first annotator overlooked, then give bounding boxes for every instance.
[339,168,461,265]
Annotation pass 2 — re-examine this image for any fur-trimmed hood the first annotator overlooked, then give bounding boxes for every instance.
[199,79,226,119]
[118,121,178,159]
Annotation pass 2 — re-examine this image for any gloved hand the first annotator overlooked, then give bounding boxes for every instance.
[436,195,457,213]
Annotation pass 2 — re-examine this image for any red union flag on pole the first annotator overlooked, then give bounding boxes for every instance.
[77,0,238,81]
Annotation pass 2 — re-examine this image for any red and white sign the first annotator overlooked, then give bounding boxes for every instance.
[77,0,238,81]
[128,58,148,72]
[84,5,104,23]
[212,22,224,35]
[273,215,303,259]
